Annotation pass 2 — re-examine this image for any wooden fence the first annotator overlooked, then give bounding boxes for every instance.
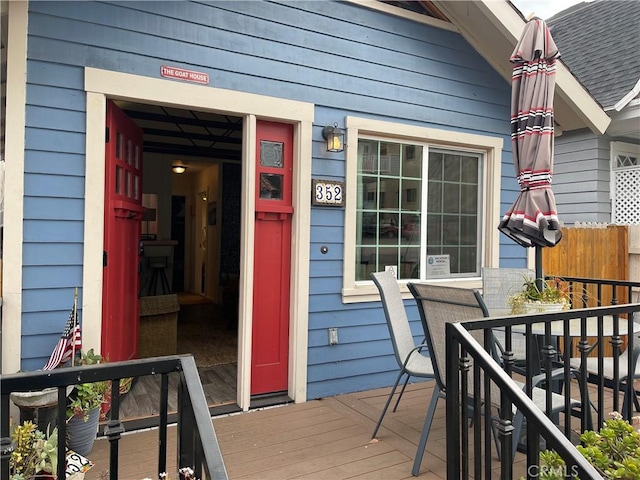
[543,224,630,357]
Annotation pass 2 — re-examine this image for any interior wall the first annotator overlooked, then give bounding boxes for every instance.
[172,171,194,293]
[194,164,220,301]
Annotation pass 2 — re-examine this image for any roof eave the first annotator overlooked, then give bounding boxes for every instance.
[432,0,611,135]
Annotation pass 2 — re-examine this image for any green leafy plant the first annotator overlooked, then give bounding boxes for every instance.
[508,276,571,314]
[66,349,110,421]
[521,412,640,479]
[9,420,58,480]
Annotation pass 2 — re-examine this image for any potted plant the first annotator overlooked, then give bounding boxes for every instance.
[508,276,571,314]
[65,349,109,457]
[9,420,58,480]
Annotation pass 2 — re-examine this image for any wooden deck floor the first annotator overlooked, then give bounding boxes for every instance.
[85,381,534,479]
[85,378,640,479]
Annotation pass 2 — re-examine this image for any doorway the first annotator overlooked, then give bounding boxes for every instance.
[83,67,313,410]
[118,101,243,411]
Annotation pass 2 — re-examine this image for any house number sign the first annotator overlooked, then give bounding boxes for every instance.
[312,179,345,207]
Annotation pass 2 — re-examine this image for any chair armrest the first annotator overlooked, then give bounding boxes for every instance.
[402,342,429,368]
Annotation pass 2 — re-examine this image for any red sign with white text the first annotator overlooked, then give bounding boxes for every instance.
[160,65,209,85]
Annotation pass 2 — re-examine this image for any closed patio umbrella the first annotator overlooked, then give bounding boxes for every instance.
[498,18,562,279]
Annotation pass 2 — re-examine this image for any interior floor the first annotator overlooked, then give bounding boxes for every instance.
[117,296,238,423]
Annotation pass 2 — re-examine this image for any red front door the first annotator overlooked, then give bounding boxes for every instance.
[251,121,293,395]
[102,100,144,362]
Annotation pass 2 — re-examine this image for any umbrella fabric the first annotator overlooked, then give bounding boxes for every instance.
[499,18,562,248]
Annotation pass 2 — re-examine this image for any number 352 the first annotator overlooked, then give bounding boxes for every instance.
[315,182,343,205]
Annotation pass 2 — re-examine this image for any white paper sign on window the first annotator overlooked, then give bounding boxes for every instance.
[426,255,450,278]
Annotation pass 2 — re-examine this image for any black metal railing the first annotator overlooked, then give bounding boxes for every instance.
[445,275,640,479]
[1,354,228,480]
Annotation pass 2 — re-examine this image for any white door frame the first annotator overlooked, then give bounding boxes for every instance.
[84,68,313,409]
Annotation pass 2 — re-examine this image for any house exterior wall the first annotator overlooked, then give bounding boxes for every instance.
[554,129,640,226]
[6,1,521,397]
[553,129,613,225]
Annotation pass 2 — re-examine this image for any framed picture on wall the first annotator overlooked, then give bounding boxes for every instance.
[207,201,217,226]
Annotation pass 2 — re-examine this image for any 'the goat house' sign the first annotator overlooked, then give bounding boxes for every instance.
[160,65,209,85]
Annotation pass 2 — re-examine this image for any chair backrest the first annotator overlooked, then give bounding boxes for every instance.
[407,283,490,392]
[481,267,535,311]
[371,271,419,369]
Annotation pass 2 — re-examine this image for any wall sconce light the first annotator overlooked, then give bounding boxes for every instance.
[322,122,345,153]
[172,164,188,174]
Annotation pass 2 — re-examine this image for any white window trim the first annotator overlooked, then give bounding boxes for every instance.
[342,116,503,303]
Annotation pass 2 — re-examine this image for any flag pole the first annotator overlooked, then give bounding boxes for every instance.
[71,287,78,366]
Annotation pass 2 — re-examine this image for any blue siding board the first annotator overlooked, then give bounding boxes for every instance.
[24,175,85,199]
[308,276,345,295]
[26,61,84,89]
[27,84,86,111]
[22,291,82,316]
[18,0,516,398]
[311,208,345,226]
[22,265,83,289]
[308,260,343,278]
[25,105,86,132]
[309,248,342,263]
[311,156,345,178]
[23,243,84,266]
[23,220,84,243]
[310,225,344,242]
[24,198,83,221]
[25,128,85,155]
[309,355,399,382]
[25,151,86,176]
[22,311,77,336]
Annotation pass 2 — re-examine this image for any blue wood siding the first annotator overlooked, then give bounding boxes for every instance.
[553,129,614,224]
[19,1,521,387]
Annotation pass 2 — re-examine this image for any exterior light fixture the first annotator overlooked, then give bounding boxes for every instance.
[172,164,187,174]
[322,122,345,153]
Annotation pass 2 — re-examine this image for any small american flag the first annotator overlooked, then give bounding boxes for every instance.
[43,303,82,370]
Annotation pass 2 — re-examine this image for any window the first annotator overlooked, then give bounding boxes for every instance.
[356,139,481,281]
[343,117,503,302]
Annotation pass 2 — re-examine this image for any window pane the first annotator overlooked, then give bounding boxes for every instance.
[380,142,401,176]
[259,173,283,199]
[429,152,443,180]
[400,213,420,245]
[359,176,378,210]
[125,140,132,165]
[402,145,422,178]
[380,178,400,210]
[116,132,123,159]
[260,141,283,168]
[443,154,461,182]
[402,179,421,210]
[460,155,478,182]
[115,166,122,194]
[443,183,460,213]
[125,170,131,197]
[358,140,378,173]
[461,184,478,213]
[134,145,140,168]
[427,182,442,213]
[460,215,477,246]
